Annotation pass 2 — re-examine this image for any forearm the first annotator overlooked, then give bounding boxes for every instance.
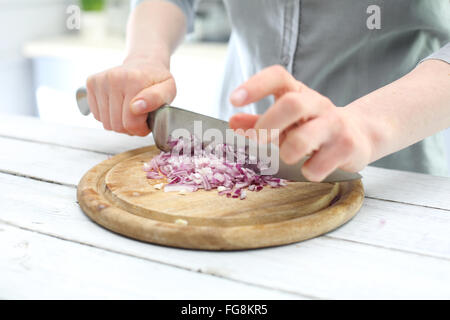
[125,0,187,67]
[344,59,450,164]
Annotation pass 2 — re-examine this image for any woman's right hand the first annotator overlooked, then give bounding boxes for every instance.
[86,54,176,136]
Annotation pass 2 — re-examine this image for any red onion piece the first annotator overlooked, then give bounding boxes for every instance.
[143,135,287,199]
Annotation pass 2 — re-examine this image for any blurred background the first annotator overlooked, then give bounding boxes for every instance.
[1,0,450,173]
[1,0,230,127]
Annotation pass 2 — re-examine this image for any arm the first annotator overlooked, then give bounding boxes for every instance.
[344,59,450,164]
[229,59,450,182]
[126,0,188,66]
[86,0,190,136]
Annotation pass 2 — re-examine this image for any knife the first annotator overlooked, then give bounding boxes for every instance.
[76,87,361,182]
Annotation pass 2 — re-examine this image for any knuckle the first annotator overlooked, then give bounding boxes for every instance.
[319,96,334,110]
[321,96,333,106]
[123,120,143,134]
[339,131,355,151]
[280,93,301,113]
[102,122,112,131]
[123,70,147,92]
[168,77,177,99]
[115,128,127,134]
[111,121,125,132]
[271,64,287,76]
[148,91,163,104]
[327,112,344,131]
[107,69,125,86]
[274,64,295,85]
[127,69,143,82]
[135,130,150,137]
[293,132,309,153]
[286,131,307,155]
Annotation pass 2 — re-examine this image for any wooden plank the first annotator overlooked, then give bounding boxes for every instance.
[0,136,107,186]
[0,114,149,155]
[0,223,298,299]
[1,173,450,298]
[328,198,450,259]
[2,114,450,211]
[361,166,450,210]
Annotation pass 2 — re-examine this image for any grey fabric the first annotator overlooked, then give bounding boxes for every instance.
[421,42,450,64]
[132,0,450,176]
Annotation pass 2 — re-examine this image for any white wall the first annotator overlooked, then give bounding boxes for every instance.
[0,0,72,116]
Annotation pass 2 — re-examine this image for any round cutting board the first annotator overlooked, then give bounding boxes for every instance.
[77,145,364,250]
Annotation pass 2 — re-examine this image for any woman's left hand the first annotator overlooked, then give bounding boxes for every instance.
[229,65,373,182]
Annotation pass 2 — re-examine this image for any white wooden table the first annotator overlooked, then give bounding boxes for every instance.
[1,114,450,299]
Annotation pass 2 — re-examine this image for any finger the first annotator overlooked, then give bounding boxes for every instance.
[254,89,329,142]
[230,65,302,106]
[106,84,127,133]
[97,79,111,130]
[122,93,150,136]
[130,78,176,115]
[229,113,260,141]
[86,76,100,121]
[301,143,350,182]
[279,117,333,164]
[229,113,260,131]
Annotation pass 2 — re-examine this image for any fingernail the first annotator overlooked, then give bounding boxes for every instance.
[131,99,147,114]
[230,88,248,105]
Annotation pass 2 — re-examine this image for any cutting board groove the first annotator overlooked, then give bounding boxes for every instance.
[77,146,364,250]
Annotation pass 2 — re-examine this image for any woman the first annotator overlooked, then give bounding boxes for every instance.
[86,0,450,182]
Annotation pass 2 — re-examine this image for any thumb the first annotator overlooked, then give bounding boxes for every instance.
[130,79,176,115]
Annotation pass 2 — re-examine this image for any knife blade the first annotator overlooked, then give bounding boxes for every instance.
[76,87,361,182]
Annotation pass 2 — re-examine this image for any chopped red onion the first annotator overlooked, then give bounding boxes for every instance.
[143,135,287,199]
[146,171,164,179]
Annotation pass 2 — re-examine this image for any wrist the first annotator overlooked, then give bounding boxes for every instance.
[124,45,171,68]
[339,104,380,165]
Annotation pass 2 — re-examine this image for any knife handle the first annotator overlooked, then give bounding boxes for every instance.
[75,86,157,131]
[75,87,91,116]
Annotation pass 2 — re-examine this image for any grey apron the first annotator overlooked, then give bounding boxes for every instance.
[134,0,450,176]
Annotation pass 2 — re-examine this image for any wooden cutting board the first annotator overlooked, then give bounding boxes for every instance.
[77,145,364,250]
